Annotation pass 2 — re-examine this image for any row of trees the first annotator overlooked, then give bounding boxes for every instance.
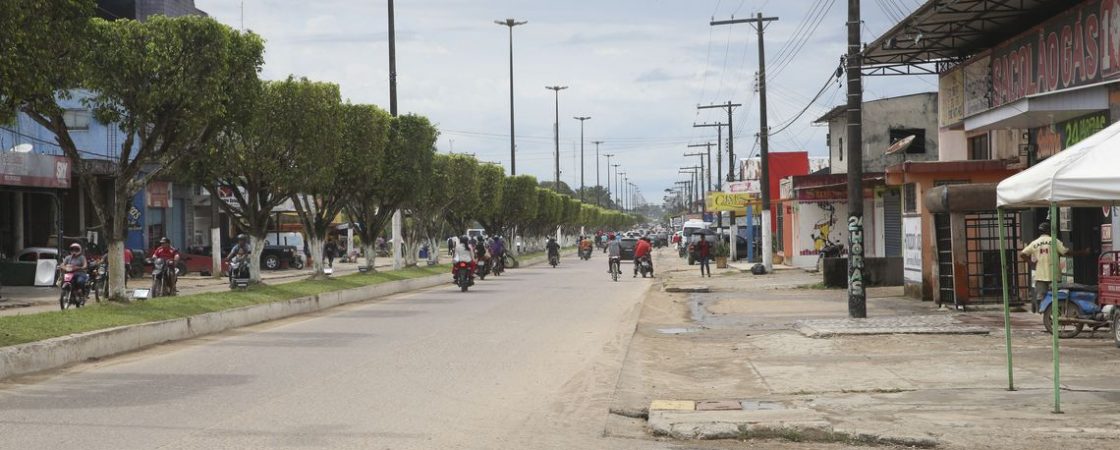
[0,3,636,300]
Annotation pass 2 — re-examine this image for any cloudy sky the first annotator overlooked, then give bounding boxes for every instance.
[196,0,936,205]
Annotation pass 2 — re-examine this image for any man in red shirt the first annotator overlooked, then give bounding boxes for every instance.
[150,237,181,293]
[633,236,653,278]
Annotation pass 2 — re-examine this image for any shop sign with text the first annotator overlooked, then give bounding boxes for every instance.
[903,215,922,283]
[1030,110,1109,158]
[706,192,760,212]
[990,0,1120,108]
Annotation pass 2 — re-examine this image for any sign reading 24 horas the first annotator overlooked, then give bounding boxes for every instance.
[990,0,1120,108]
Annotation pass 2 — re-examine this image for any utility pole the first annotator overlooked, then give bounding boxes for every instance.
[388,0,403,270]
[845,0,866,318]
[495,18,527,174]
[697,103,741,184]
[613,165,622,209]
[693,123,727,191]
[685,152,706,209]
[712,12,778,272]
[688,143,714,192]
[604,153,614,207]
[594,141,605,206]
[546,85,568,190]
[574,116,591,202]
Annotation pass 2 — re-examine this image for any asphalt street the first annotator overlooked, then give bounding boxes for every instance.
[0,253,688,449]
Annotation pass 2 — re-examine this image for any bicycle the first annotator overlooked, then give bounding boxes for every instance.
[609,257,620,282]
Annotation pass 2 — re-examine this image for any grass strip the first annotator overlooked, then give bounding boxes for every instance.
[0,264,450,348]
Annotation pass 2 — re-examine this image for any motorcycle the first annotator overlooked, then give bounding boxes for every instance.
[637,254,653,278]
[549,253,560,268]
[609,256,621,282]
[816,240,845,272]
[87,257,108,302]
[1039,284,1117,339]
[228,253,251,290]
[492,254,505,276]
[453,260,474,292]
[678,244,687,258]
[58,263,88,310]
[150,257,176,298]
[477,256,491,280]
[579,247,592,260]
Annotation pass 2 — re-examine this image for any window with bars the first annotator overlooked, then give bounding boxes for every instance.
[903,183,917,213]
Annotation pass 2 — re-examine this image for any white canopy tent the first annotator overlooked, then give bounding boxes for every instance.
[994,119,1120,414]
[998,120,1120,208]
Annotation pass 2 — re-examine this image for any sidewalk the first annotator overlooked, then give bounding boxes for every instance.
[608,252,1120,449]
[0,258,396,316]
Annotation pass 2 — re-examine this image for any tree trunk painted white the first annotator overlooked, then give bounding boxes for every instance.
[210,227,222,278]
[392,210,402,270]
[307,235,326,278]
[427,237,440,264]
[107,239,127,300]
[250,234,265,283]
[362,242,377,271]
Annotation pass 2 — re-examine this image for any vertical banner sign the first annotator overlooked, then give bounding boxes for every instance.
[903,216,922,283]
[848,215,865,301]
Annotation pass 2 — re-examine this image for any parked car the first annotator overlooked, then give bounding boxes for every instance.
[15,247,58,263]
[219,244,304,272]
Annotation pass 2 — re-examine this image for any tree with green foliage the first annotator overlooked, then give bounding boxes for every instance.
[405,153,479,265]
[185,77,341,283]
[345,114,437,270]
[474,164,506,236]
[21,15,263,299]
[499,175,539,239]
[282,83,345,279]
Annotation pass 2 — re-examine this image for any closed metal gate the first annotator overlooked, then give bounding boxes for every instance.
[883,189,902,257]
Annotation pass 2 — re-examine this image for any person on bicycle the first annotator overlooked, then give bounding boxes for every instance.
[633,236,653,278]
[61,243,90,296]
[606,234,621,274]
[151,237,181,293]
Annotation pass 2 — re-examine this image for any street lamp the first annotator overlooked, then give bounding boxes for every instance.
[612,164,622,210]
[573,116,591,202]
[545,85,568,189]
[495,18,527,174]
[617,170,626,210]
[603,152,614,208]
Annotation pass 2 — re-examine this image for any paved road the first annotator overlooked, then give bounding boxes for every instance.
[0,254,693,449]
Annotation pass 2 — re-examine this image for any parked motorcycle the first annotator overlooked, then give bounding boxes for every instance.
[637,254,653,278]
[58,263,88,310]
[150,257,176,298]
[453,261,474,292]
[1040,284,1117,339]
[816,240,845,272]
[89,257,108,302]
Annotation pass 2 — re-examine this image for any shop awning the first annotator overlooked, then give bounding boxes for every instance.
[997,119,1120,207]
[963,85,1109,132]
[862,0,1073,76]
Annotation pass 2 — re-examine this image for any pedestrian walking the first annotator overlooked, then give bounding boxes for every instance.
[697,238,712,277]
[324,237,339,268]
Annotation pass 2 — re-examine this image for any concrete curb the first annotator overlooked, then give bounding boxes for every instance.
[0,253,554,381]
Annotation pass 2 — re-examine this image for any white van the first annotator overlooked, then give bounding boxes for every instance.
[680,220,711,238]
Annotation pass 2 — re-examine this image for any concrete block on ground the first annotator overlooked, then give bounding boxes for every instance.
[664,285,710,293]
[697,400,743,411]
[649,400,695,411]
[648,409,832,440]
[796,315,990,338]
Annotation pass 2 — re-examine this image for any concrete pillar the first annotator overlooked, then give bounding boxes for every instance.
[950,212,969,305]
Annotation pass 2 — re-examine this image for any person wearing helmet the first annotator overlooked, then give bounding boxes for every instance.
[546,237,561,259]
[61,243,90,295]
[151,237,181,292]
[452,235,476,278]
[227,234,253,262]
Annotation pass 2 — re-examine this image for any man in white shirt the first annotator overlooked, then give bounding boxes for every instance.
[1020,221,1086,311]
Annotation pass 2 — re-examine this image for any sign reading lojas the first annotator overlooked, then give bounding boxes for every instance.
[990,0,1120,108]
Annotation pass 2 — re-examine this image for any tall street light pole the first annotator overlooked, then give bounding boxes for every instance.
[604,151,613,207]
[545,86,568,190]
[617,171,626,210]
[612,165,622,209]
[495,18,527,175]
[387,0,403,270]
[573,116,591,202]
[593,141,605,206]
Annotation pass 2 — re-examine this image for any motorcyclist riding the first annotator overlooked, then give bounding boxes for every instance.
[452,235,476,280]
[546,238,561,260]
[61,243,89,297]
[633,236,653,278]
[579,235,593,258]
[489,235,505,264]
[151,237,181,293]
[227,234,252,262]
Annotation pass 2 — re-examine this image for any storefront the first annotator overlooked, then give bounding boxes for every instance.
[0,150,70,285]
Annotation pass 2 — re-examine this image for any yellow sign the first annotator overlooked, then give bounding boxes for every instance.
[706,192,760,212]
